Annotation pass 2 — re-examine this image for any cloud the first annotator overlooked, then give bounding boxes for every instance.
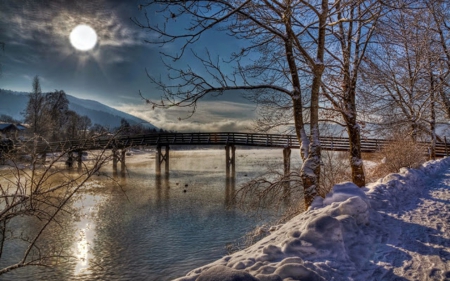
[0,0,149,59]
[114,101,258,132]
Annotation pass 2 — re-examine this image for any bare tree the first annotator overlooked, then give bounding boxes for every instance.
[319,0,385,187]
[135,0,333,207]
[24,76,46,137]
[44,90,69,141]
[424,1,450,119]
[0,42,4,78]
[0,136,113,275]
[78,116,92,139]
[362,5,441,143]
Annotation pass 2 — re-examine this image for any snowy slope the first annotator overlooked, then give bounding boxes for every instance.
[175,158,450,281]
[0,89,157,129]
[66,95,157,129]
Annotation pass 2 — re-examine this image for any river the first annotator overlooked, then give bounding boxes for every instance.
[0,148,302,281]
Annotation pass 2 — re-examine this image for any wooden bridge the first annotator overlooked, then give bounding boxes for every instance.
[1,132,449,176]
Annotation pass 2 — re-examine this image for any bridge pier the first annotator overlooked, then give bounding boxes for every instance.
[156,145,170,175]
[225,144,236,178]
[121,149,126,170]
[41,152,47,164]
[66,152,74,168]
[77,150,83,170]
[112,148,118,170]
[112,148,127,174]
[225,174,236,207]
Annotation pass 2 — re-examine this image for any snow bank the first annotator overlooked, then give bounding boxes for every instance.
[174,157,450,281]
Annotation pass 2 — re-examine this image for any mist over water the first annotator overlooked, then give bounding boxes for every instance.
[0,148,302,281]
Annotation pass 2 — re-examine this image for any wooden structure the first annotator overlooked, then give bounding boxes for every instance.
[155,145,170,175]
[2,132,450,176]
[0,123,26,140]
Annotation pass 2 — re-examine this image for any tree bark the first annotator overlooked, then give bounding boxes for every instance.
[284,18,309,161]
[344,111,365,187]
[301,0,328,207]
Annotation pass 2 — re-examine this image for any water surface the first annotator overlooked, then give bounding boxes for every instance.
[0,148,301,281]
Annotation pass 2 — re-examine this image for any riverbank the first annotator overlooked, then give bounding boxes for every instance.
[174,157,450,281]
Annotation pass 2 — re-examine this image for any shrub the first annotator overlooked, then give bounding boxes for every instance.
[368,137,426,180]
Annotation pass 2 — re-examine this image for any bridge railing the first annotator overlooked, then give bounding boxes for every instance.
[2,132,450,157]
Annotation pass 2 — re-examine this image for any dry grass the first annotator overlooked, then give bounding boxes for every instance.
[366,137,426,181]
[320,150,352,194]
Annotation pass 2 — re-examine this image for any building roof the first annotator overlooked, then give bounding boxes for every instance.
[0,123,26,132]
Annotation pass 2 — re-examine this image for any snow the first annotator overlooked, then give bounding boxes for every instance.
[174,157,450,281]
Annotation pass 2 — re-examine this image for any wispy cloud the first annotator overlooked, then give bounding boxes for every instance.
[114,101,258,132]
[0,1,148,58]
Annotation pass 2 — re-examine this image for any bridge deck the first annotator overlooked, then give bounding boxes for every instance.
[2,132,450,157]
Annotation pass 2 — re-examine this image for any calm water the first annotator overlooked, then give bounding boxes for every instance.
[0,148,302,281]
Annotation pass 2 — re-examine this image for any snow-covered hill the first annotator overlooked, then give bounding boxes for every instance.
[174,157,450,281]
[0,89,157,130]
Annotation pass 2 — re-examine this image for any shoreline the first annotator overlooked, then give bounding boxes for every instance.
[173,157,450,281]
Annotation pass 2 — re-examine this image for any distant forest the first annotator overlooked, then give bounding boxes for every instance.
[1,77,170,141]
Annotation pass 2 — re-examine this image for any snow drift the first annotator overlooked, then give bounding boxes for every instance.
[174,157,450,281]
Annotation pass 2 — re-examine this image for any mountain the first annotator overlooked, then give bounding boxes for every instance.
[0,89,157,130]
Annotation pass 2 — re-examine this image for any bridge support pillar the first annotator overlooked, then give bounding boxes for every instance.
[156,145,169,175]
[225,175,236,207]
[66,152,74,168]
[283,147,291,196]
[41,152,47,164]
[112,148,118,170]
[225,144,236,178]
[77,151,83,170]
[121,149,126,170]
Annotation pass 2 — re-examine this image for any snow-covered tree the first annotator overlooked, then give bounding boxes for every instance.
[321,0,385,187]
[361,1,450,159]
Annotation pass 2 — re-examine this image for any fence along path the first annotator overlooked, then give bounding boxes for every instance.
[6,132,450,157]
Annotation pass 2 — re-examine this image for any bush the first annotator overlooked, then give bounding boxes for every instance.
[320,150,352,195]
[368,137,426,180]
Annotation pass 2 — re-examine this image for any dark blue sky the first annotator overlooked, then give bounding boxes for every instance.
[0,0,256,131]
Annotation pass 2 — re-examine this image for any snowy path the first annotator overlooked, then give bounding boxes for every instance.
[361,168,450,280]
[175,159,450,281]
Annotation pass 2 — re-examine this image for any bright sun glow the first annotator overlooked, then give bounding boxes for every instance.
[70,25,97,51]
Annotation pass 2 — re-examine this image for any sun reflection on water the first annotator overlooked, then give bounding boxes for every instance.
[74,225,90,275]
[72,201,99,276]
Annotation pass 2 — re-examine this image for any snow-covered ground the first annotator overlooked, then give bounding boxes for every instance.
[174,157,450,281]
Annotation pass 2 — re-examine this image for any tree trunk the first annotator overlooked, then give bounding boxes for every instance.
[301,124,321,207]
[301,66,325,207]
[300,0,328,208]
[292,97,309,160]
[284,25,309,161]
[430,74,436,160]
[345,114,365,187]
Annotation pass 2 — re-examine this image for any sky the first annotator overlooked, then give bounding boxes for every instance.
[0,0,257,132]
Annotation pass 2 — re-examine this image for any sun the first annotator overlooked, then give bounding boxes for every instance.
[70,25,97,51]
